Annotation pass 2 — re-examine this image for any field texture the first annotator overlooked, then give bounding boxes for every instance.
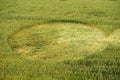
[0,0,120,80]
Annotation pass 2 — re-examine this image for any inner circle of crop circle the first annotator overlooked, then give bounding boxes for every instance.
[8,23,106,59]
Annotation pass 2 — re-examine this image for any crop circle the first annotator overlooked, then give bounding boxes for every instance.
[8,23,106,59]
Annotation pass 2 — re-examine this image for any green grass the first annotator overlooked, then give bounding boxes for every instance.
[0,0,120,80]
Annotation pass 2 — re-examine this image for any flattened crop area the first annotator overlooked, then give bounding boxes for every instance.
[8,23,120,60]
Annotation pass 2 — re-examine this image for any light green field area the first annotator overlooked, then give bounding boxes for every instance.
[0,0,120,80]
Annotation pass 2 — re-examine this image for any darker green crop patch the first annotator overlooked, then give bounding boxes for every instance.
[59,0,68,2]
[109,0,118,1]
[88,11,106,17]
